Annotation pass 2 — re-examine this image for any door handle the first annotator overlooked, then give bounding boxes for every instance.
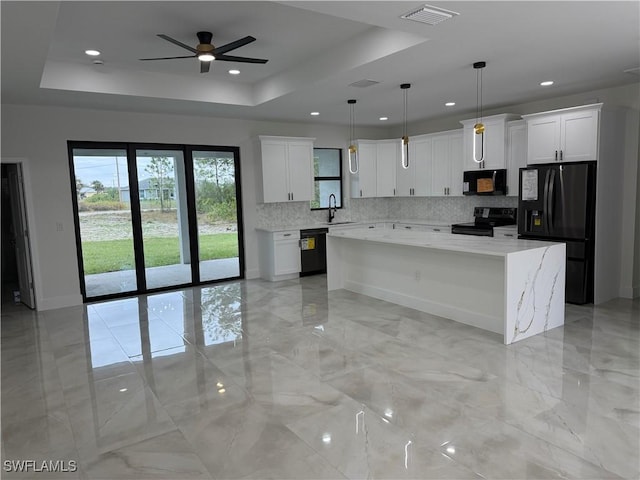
[548,169,556,231]
[543,169,551,233]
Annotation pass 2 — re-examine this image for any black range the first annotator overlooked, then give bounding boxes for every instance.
[451,207,517,237]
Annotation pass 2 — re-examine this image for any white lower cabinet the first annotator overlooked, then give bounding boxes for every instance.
[258,230,301,281]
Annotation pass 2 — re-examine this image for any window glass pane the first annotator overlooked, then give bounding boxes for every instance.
[314,149,340,177]
[314,180,342,208]
[72,148,137,298]
[192,151,240,282]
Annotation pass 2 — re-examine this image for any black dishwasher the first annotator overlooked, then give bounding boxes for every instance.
[300,228,328,276]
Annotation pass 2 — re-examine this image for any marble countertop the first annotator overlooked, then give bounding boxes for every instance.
[255,218,452,233]
[328,227,560,257]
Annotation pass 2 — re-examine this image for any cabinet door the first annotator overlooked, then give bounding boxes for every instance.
[287,142,313,202]
[261,142,289,202]
[527,115,561,164]
[351,142,377,198]
[448,133,463,196]
[431,134,450,196]
[482,121,507,170]
[561,109,599,162]
[413,137,433,196]
[507,123,527,197]
[274,238,301,275]
[376,142,398,197]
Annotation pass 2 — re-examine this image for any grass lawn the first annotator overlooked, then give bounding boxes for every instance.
[82,233,238,275]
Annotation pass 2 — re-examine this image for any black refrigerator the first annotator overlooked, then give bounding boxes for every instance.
[518,161,597,304]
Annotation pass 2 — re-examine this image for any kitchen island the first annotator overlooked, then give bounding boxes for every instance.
[327,228,566,344]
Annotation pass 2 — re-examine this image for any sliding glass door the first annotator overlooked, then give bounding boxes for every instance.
[192,150,241,282]
[70,147,137,298]
[135,149,191,290]
[69,142,243,301]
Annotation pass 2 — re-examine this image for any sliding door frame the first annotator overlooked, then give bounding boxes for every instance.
[68,140,245,303]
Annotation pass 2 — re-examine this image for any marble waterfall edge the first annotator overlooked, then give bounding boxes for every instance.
[505,244,566,343]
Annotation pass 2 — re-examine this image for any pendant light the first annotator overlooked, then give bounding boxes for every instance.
[347,99,359,174]
[400,83,411,169]
[473,61,486,163]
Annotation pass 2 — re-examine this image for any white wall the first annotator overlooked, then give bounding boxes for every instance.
[0,104,387,309]
[2,82,638,309]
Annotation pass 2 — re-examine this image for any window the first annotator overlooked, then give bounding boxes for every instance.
[311,148,342,209]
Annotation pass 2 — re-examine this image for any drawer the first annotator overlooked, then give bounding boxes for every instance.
[273,231,300,241]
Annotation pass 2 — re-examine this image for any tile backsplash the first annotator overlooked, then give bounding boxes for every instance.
[255,195,518,229]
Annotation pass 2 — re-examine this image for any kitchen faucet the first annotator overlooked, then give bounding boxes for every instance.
[328,194,337,223]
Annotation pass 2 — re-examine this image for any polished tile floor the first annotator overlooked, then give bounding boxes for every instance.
[2,276,639,479]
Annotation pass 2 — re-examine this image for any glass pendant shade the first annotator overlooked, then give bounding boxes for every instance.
[400,84,411,169]
[473,62,486,163]
[348,99,358,174]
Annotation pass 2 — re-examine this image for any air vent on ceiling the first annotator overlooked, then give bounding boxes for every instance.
[349,79,381,88]
[401,4,459,25]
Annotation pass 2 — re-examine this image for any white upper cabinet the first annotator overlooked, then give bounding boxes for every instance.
[350,140,377,198]
[376,140,398,197]
[431,130,463,196]
[396,135,432,197]
[506,120,527,197]
[523,104,601,164]
[460,114,521,171]
[257,136,315,203]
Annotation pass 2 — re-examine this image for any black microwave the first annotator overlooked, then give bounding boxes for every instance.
[463,169,507,195]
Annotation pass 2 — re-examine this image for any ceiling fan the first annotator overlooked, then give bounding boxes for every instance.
[140,31,268,73]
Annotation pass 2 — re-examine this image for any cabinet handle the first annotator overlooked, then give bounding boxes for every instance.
[284,233,292,237]
[291,192,294,200]
[433,228,440,232]
[368,225,375,229]
[504,233,514,237]
[405,226,411,229]
[394,188,396,196]
[360,189,362,197]
[560,150,563,161]
[298,239,302,247]
[555,150,558,161]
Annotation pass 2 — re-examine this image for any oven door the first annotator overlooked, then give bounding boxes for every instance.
[451,224,493,236]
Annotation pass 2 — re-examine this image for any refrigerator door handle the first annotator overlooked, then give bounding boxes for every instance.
[548,168,556,231]
[543,168,551,234]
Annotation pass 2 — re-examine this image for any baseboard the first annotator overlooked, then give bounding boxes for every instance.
[344,279,503,336]
[37,294,83,311]
[619,284,640,299]
[245,268,260,280]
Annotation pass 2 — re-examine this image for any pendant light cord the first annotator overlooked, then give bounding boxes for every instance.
[476,66,483,124]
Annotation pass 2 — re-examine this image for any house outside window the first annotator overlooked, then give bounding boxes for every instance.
[311,148,342,209]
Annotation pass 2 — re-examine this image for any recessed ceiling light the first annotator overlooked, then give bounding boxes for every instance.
[310,112,320,116]
[85,49,101,56]
[445,102,456,107]
[228,69,240,75]
[540,81,554,86]
[379,116,389,121]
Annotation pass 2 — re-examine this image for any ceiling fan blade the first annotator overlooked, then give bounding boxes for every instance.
[200,61,211,74]
[140,55,197,61]
[157,34,197,53]
[215,54,268,64]
[213,36,256,55]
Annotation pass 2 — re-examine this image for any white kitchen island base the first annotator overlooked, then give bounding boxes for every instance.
[327,229,566,345]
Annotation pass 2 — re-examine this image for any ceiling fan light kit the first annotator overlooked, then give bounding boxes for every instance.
[139,31,268,73]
